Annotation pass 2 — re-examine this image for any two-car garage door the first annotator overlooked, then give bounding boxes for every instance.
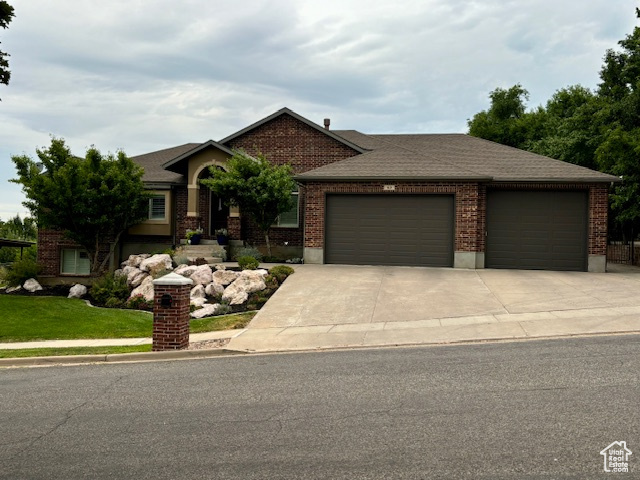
[324,191,588,271]
[325,194,454,267]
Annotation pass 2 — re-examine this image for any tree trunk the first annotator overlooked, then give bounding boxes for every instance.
[264,231,272,258]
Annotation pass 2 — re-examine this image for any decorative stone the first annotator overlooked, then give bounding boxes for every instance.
[129,270,148,288]
[139,254,173,275]
[190,284,206,299]
[222,274,267,305]
[190,303,221,319]
[189,265,213,285]
[23,278,43,293]
[121,253,150,268]
[213,269,240,286]
[214,264,226,271]
[68,284,88,299]
[205,281,224,296]
[174,264,198,277]
[130,275,155,302]
[6,286,22,293]
[190,297,207,308]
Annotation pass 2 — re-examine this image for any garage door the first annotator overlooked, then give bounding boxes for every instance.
[325,194,454,267]
[486,191,588,271]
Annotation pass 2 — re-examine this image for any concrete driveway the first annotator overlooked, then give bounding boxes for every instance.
[227,264,640,352]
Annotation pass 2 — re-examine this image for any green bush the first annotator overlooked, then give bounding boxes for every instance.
[4,257,41,287]
[90,272,131,306]
[104,297,124,309]
[232,246,262,261]
[173,255,190,266]
[126,294,153,311]
[237,256,260,270]
[269,265,295,283]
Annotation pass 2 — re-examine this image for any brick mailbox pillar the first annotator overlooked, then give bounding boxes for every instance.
[152,272,194,351]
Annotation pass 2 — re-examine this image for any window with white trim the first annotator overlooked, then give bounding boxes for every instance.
[274,189,299,228]
[148,195,166,221]
[61,249,90,275]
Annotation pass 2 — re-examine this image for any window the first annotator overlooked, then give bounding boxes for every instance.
[274,189,299,227]
[149,195,166,220]
[61,249,90,275]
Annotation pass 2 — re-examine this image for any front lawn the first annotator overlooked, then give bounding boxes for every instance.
[0,296,257,342]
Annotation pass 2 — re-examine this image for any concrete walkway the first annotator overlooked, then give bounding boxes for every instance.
[225,263,640,352]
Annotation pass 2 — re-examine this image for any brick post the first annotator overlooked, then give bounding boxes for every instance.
[152,272,193,351]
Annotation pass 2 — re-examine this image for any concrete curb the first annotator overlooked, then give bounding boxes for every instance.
[0,348,246,368]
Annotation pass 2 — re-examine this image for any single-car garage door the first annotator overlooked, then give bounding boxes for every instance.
[325,194,454,267]
[486,190,588,271]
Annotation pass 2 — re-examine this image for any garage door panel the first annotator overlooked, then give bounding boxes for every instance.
[486,191,587,271]
[325,194,454,267]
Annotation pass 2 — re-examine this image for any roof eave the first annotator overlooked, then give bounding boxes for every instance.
[295,175,493,183]
[162,140,235,173]
[490,177,620,184]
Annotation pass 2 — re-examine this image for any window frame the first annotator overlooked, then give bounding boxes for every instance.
[148,195,166,221]
[273,189,300,228]
[60,248,91,275]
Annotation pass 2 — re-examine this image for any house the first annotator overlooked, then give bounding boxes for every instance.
[37,107,618,279]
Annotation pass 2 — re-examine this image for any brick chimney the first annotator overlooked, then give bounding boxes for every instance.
[324,118,330,130]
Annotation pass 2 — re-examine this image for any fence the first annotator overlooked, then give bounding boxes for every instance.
[607,241,640,266]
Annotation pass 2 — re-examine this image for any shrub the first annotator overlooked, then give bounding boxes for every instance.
[194,257,208,266]
[126,294,153,311]
[211,245,227,261]
[237,256,260,270]
[104,297,124,309]
[217,303,232,315]
[232,246,262,261]
[90,272,131,306]
[173,255,190,267]
[269,265,295,283]
[152,268,172,279]
[4,257,41,287]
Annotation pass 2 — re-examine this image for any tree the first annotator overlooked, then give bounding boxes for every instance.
[11,138,151,273]
[201,150,296,257]
[0,1,15,90]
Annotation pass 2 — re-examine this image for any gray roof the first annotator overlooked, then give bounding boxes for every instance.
[132,143,200,184]
[296,131,619,183]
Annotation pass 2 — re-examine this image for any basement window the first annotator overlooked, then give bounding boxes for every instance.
[61,249,90,275]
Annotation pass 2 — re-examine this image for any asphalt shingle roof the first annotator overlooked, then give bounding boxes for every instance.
[131,143,200,183]
[295,131,618,183]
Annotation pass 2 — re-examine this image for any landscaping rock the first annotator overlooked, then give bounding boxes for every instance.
[190,303,221,319]
[190,265,213,286]
[139,254,173,275]
[6,286,22,294]
[214,264,226,271]
[23,278,43,293]
[213,269,240,286]
[121,253,150,268]
[129,275,155,302]
[222,274,267,305]
[113,268,125,278]
[240,269,269,279]
[174,264,198,277]
[68,284,88,299]
[129,269,148,288]
[190,284,206,299]
[190,297,208,308]
[205,281,224,296]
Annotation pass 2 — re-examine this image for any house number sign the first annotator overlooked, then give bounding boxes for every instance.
[383,184,396,191]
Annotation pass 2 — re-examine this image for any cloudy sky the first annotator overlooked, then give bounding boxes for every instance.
[0,0,636,220]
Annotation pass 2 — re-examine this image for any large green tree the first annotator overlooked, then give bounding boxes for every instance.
[201,150,296,257]
[468,8,640,237]
[0,1,14,91]
[11,138,151,273]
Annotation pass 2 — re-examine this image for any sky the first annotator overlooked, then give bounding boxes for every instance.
[0,0,636,220]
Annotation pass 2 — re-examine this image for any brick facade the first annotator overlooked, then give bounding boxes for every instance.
[303,181,609,258]
[37,228,110,277]
[152,282,191,351]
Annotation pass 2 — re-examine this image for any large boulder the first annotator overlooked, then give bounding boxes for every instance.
[174,264,198,277]
[190,265,213,286]
[128,269,148,288]
[129,275,155,302]
[121,254,150,268]
[190,297,208,308]
[23,278,43,293]
[190,284,206,299]
[222,274,267,305]
[190,303,222,319]
[68,284,88,299]
[205,281,224,297]
[213,269,240,286]
[139,254,173,276]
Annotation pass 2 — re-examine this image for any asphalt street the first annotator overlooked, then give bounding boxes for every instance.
[1,335,639,479]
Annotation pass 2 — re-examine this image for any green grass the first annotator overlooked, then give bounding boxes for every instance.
[0,345,152,358]
[190,311,256,333]
[0,295,257,342]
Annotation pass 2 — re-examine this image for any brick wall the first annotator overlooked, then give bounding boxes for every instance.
[152,283,191,351]
[37,228,111,277]
[225,113,359,247]
[303,181,610,257]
